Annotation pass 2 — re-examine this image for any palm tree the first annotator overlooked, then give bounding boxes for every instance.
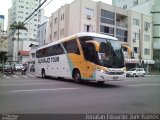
[10,22,27,60]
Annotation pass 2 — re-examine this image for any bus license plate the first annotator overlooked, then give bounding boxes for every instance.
[113,76,118,80]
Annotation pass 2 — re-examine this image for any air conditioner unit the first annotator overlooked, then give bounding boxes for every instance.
[133,38,136,42]
[87,15,92,19]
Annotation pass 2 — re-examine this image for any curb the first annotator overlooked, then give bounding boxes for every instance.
[145,75,160,77]
[0,74,6,78]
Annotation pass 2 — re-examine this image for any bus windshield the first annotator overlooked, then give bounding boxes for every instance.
[79,36,124,68]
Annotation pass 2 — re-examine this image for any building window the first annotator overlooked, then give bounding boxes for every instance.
[50,22,52,28]
[144,35,150,42]
[60,28,64,36]
[54,18,57,24]
[101,9,115,25]
[63,13,64,20]
[18,11,23,13]
[84,24,93,32]
[116,28,128,42]
[133,32,139,40]
[84,8,94,16]
[54,31,57,38]
[133,18,139,26]
[31,53,35,58]
[144,22,150,31]
[123,5,127,9]
[18,16,23,18]
[133,0,138,6]
[100,25,114,36]
[50,34,51,40]
[144,48,150,55]
[134,47,139,53]
[61,14,63,21]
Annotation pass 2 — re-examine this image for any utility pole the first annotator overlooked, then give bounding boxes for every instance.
[139,29,142,67]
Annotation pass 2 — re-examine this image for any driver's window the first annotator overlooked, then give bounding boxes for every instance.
[99,42,111,60]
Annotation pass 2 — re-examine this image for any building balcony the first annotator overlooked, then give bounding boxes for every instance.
[116,21,127,28]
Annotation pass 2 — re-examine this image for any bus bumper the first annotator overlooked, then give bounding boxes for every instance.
[95,70,126,82]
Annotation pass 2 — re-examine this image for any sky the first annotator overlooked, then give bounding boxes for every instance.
[0,0,112,30]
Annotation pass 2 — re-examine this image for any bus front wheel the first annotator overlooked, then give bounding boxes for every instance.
[98,81,105,85]
[41,69,46,78]
[73,70,82,84]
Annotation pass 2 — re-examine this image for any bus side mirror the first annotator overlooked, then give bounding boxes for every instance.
[85,40,100,52]
[122,44,132,57]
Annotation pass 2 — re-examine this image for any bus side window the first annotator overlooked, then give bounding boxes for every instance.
[62,39,80,55]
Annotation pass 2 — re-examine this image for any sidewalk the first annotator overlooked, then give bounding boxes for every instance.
[145,74,160,77]
[0,72,6,78]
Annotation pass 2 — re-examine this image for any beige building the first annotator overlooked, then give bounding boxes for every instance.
[47,0,153,73]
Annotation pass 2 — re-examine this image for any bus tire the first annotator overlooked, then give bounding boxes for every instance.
[73,70,82,84]
[98,81,105,85]
[142,73,145,77]
[41,69,46,79]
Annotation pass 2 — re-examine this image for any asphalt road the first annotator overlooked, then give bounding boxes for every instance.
[0,74,160,114]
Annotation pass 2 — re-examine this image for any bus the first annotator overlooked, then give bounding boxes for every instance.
[35,32,131,84]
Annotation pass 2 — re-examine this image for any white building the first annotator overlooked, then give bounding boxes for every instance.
[112,0,160,61]
[7,0,40,64]
[46,0,153,73]
[37,10,49,47]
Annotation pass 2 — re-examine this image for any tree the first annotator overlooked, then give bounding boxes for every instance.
[10,22,28,60]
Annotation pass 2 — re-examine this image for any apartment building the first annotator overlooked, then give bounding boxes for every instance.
[37,10,49,47]
[47,0,153,73]
[7,0,40,64]
[112,0,160,61]
[0,15,5,32]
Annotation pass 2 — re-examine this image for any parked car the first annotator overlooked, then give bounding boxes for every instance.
[14,64,23,71]
[126,68,145,77]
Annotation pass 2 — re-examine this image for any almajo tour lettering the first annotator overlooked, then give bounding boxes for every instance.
[38,57,59,63]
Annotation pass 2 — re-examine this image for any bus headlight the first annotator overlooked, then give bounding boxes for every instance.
[96,68,105,73]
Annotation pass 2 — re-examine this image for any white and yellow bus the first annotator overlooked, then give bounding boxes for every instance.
[35,32,130,84]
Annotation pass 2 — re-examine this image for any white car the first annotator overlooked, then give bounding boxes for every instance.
[14,64,23,71]
[126,68,145,77]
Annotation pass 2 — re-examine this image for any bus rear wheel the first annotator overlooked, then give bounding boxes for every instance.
[41,69,46,78]
[73,70,82,84]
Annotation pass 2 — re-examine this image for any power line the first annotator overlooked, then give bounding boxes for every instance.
[23,0,47,24]
[24,0,54,24]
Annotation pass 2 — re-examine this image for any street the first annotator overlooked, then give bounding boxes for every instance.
[0,73,160,114]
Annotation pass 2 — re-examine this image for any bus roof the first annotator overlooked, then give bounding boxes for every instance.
[37,32,118,50]
[76,32,118,40]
